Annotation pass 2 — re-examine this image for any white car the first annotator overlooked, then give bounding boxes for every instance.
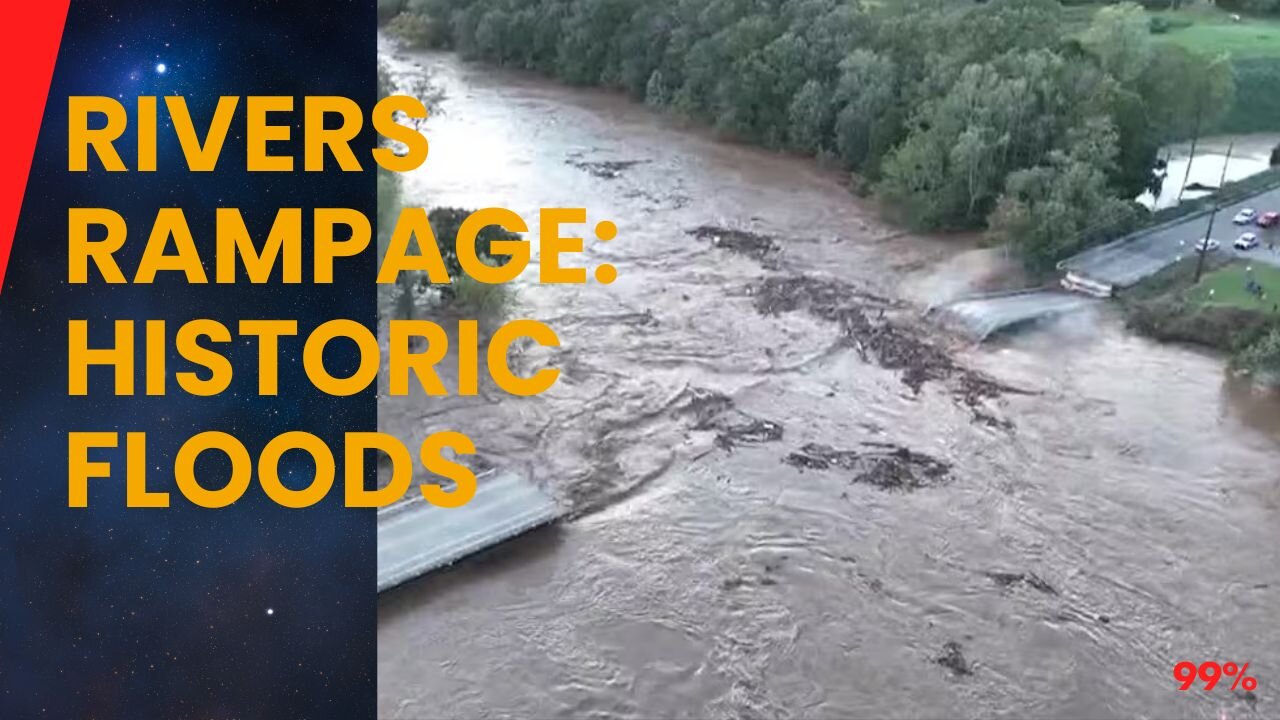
[1233,208,1257,225]
[1235,232,1259,250]
[1196,237,1221,252]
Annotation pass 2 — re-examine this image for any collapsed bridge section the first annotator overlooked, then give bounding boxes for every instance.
[377,470,560,593]
[927,289,1099,342]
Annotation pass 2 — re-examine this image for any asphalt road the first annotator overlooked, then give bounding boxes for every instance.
[1062,185,1280,288]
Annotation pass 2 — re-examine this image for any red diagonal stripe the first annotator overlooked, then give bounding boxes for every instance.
[0,1,70,296]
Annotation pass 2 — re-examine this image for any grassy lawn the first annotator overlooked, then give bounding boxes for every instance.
[1062,2,1280,59]
[1187,261,1280,309]
[1122,256,1280,351]
[1157,13,1280,59]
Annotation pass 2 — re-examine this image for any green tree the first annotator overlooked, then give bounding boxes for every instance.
[1082,3,1153,85]
[1138,44,1234,142]
[618,1,677,99]
[987,118,1140,271]
[879,62,1018,228]
[787,79,833,155]
[832,50,898,174]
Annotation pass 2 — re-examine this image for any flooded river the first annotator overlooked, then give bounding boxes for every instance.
[377,44,1280,720]
[1140,134,1280,210]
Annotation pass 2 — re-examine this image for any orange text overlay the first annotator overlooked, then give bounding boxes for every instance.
[65,95,617,508]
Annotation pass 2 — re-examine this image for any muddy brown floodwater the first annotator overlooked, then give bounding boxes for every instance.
[377,43,1280,720]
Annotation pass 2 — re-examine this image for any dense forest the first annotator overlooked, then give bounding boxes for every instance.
[381,0,1237,272]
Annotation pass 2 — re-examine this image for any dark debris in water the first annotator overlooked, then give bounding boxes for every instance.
[749,274,1032,419]
[935,641,973,677]
[676,387,736,427]
[857,322,955,394]
[957,374,1034,430]
[1234,689,1259,708]
[853,443,952,490]
[750,275,896,319]
[687,225,779,262]
[675,387,783,450]
[783,443,862,471]
[750,275,950,394]
[957,373,1034,407]
[784,441,951,491]
[984,570,1057,595]
[713,418,784,450]
[721,556,788,591]
[565,157,646,179]
[623,188,690,210]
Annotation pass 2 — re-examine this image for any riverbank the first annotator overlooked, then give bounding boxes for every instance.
[1121,255,1280,373]
[1141,135,1280,210]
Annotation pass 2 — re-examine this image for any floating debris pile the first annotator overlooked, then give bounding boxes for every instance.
[785,441,951,491]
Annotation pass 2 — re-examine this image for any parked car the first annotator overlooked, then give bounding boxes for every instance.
[1196,237,1221,252]
[1235,232,1259,250]
[1258,211,1279,228]
[1233,208,1257,225]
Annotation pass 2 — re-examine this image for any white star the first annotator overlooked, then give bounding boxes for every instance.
[265,607,274,616]
[155,63,166,74]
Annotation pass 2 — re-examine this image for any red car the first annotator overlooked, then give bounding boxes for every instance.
[1259,211,1280,228]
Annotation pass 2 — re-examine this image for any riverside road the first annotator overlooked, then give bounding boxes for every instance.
[931,185,1280,340]
[1062,185,1280,289]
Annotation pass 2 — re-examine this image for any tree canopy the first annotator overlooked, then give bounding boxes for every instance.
[393,0,1235,269]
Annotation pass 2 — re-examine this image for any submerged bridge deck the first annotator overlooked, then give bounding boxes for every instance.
[927,289,1099,341]
[377,470,561,593]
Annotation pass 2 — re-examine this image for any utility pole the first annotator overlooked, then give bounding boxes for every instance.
[1194,140,1233,284]
[1177,99,1203,204]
